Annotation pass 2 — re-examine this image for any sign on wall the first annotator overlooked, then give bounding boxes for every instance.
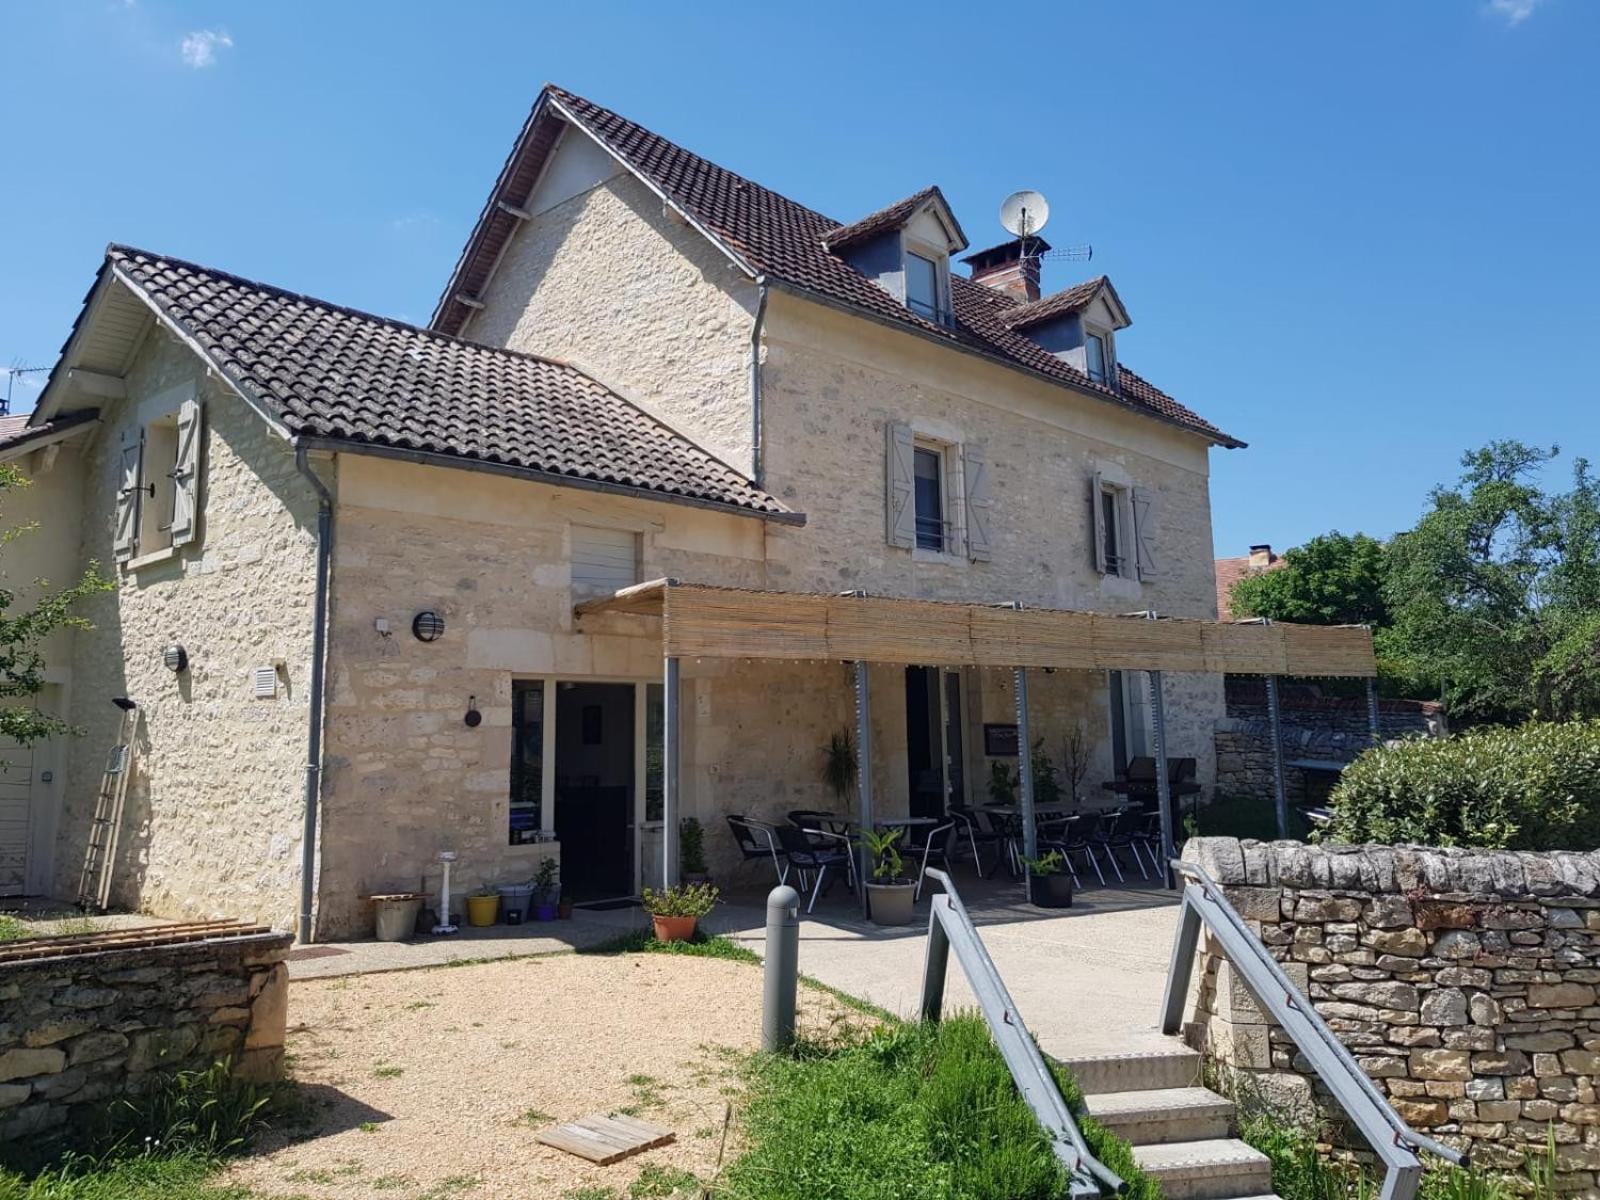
[983,723,1020,757]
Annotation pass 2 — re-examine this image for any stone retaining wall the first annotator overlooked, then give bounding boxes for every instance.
[1183,838,1600,1189]
[0,930,291,1143]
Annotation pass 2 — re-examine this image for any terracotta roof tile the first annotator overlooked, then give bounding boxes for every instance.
[1000,276,1109,330]
[0,409,96,455]
[1215,549,1284,619]
[821,185,962,252]
[436,87,1240,448]
[106,247,795,521]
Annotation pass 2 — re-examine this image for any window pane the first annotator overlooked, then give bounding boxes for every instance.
[1086,333,1107,384]
[1102,490,1121,574]
[510,681,544,844]
[906,253,939,320]
[914,447,944,551]
[645,683,664,823]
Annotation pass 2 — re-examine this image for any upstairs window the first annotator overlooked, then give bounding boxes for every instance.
[1100,486,1124,575]
[1091,472,1159,581]
[115,392,203,566]
[1085,331,1109,385]
[905,251,942,322]
[913,446,945,551]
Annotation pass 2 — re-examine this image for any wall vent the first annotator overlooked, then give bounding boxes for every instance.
[253,666,279,699]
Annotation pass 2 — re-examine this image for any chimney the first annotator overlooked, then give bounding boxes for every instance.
[962,237,1050,303]
[1248,543,1274,569]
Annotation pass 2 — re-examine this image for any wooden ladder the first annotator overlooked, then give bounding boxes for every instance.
[75,700,138,912]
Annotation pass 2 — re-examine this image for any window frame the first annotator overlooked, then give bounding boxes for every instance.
[901,238,952,325]
[1084,326,1112,385]
[1098,478,1135,579]
[912,443,947,552]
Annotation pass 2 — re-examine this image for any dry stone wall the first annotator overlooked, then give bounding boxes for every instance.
[0,930,290,1143]
[1184,838,1600,1190]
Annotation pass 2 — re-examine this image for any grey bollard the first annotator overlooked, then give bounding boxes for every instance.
[763,885,800,1052]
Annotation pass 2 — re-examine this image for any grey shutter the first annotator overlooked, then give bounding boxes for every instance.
[885,421,916,549]
[170,396,202,548]
[1132,486,1159,581]
[962,443,992,562]
[1090,472,1107,574]
[114,436,144,563]
[571,525,640,594]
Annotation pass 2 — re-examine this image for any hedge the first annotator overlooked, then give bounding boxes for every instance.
[1321,719,1600,850]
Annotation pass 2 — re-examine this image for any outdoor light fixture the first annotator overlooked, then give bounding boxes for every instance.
[412,611,445,642]
[163,644,188,673]
[464,695,482,728]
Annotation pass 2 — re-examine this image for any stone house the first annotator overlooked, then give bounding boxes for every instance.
[5,86,1255,939]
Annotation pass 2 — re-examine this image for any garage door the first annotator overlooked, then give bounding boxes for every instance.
[0,736,34,897]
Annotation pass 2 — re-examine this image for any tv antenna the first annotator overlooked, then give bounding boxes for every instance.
[999,190,1093,265]
[2,361,50,417]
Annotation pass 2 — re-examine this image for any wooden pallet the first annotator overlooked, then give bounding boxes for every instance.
[536,1113,675,1164]
[0,919,273,964]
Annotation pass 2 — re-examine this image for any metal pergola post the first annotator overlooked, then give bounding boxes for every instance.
[1014,667,1037,863]
[662,656,681,888]
[1266,674,1289,839]
[853,660,874,917]
[1148,669,1176,889]
[1366,676,1382,743]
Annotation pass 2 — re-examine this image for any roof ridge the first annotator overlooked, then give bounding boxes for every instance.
[105,243,592,379]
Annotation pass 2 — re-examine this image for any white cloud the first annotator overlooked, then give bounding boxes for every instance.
[1485,0,1544,26]
[387,213,440,235]
[180,29,233,68]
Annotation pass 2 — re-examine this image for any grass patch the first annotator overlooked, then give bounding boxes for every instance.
[577,929,759,963]
[719,1012,1159,1200]
[0,1153,254,1200]
[372,1065,404,1079]
[628,1164,699,1197]
[0,915,26,942]
[0,914,100,943]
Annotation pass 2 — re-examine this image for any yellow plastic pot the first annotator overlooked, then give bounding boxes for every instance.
[465,893,501,927]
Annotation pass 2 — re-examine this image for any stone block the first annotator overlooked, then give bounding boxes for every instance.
[1410,1049,1474,1081]
[244,963,288,1050]
[1466,1076,1506,1100]
[1331,981,1419,1010]
[1367,895,1414,929]
[1561,1049,1600,1074]
[1366,928,1427,957]
[1532,984,1598,1009]
[0,1084,28,1109]
[66,1030,128,1067]
[0,1048,65,1083]
[1421,987,1470,1025]
[1393,1098,1448,1125]
[1471,1050,1530,1075]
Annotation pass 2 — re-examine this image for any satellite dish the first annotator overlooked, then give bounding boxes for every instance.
[1000,190,1051,239]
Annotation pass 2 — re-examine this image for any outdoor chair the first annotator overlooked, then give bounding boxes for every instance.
[1130,809,1164,876]
[787,809,850,845]
[1092,805,1145,882]
[984,809,1026,879]
[727,814,786,885]
[897,820,956,901]
[1058,809,1107,887]
[1036,813,1084,888]
[948,805,1006,877]
[774,824,854,913]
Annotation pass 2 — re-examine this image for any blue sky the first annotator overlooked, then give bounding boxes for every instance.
[2,1,1594,556]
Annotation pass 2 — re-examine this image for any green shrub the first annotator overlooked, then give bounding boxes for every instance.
[1321,719,1600,850]
[94,1061,273,1160]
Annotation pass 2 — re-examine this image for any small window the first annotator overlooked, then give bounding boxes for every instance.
[905,252,941,322]
[913,446,945,551]
[509,681,544,844]
[1085,332,1109,385]
[571,525,640,595]
[1101,488,1122,575]
[139,416,180,554]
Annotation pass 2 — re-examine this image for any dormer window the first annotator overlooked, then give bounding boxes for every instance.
[904,248,948,325]
[1085,330,1110,385]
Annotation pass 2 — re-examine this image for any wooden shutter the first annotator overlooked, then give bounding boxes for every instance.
[885,421,916,549]
[170,396,203,548]
[1090,472,1107,574]
[571,525,640,594]
[962,443,992,562]
[114,437,144,563]
[1132,486,1159,581]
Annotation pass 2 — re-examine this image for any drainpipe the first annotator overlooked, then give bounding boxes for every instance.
[750,276,769,487]
[294,445,335,943]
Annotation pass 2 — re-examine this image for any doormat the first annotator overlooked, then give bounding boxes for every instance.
[572,898,640,912]
[536,1113,674,1164]
[285,946,350,962]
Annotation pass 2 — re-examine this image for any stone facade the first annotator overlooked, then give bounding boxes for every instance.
[53,327,320,931]
[1213,681,1444,803]
[1184,837,1600,1189]
[0,930,290,1143]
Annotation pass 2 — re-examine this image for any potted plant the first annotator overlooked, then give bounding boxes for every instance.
[988,761,1019,806]
[641,882,719,942]
[861,827,917,926]
[1030,739,1063,808]
[680,817,710,884]
[557,893,574,920]
[1022,851,1073,909]
[821,729,858,807]
[532,858,559,921]
[465,885,501,927]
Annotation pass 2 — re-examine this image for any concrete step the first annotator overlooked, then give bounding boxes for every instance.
[1059,1046,1203,1095]
[1131,1138,1273,1200]
[1084,1085,1235,1145]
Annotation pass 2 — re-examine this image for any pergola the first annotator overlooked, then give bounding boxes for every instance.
[578,580,1379,899]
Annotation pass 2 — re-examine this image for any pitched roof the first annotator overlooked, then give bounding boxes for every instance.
[1215,548,1284,620]
[101,247,796,522]
[434,85,1242,448]
[1001,276,1121,331]
[0,409,96,458]
[821,185,966,253]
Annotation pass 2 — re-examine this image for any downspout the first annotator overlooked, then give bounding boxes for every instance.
[294,445,334,943]
[750,275,769,488]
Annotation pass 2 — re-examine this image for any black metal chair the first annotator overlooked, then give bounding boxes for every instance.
[1130,809,1165,876]
[1036,813,1084,888]
[775,824,853,913]
[788,809,849,846]
[1060,809,1107,886]
[1090,806,1145,883]
[898,821,956,900]
[727,814,786,884]
[948,806,1006,877]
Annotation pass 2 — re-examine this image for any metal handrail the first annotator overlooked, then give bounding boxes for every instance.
[921,868,1124,1198]
[1163,859,1464,1200]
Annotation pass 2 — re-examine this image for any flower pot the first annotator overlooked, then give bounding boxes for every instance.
[465,894,501,927]
[557,900,574,920]
[866,881,917,926]
[498,884,534,920]
[533,903,558,921]
[371,894,423,942]
[652,914,698,942]
[1027,872,1074,909]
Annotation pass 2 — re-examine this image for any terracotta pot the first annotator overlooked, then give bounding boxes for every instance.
[866,882,917,926]
[557,900,574,920]
[652,914,698,942]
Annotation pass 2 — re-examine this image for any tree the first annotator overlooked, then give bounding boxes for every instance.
[0,463,110,744]
[1383,441,1600,723]
[1228,531,1389,626]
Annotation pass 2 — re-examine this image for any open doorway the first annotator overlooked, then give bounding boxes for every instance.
[905,666,965,818]
[553,682,635,901]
